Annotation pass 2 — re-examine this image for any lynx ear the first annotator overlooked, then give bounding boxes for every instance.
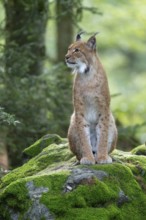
[76,31,85,41]
[87,32,99,51]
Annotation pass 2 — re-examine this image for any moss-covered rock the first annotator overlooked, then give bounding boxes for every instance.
[0,134,146,220]
[23,134,63,158]
[131,144,146,156]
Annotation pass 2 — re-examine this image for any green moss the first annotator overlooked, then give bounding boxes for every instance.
[28,171,119,219]
[0,170,121,220]
[0,143,73,188]
[67,179,117,207]
[56,206,121,220]
[0,179,31,220]
[131,144,146,156]
[93,163,146,219]
[1,136,146,220]
[23,134,63,158]
[38,163,146,219]
[1,168,146,220]
[112,150,146,179]
[33,173,68,193]
[34,172,143,220]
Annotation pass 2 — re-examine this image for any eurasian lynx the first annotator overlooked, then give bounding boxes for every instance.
[65,32,117,164]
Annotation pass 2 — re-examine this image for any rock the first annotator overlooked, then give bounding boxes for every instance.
[23,134,63,158]
[64,168,108,192]
[24,200,54,220]
[0,134,146,220]
[117,190,129,207]
[24,181,53,220]
[26,181,49,199]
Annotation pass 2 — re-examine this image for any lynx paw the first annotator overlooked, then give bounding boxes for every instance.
[96,155,112,164]
[80,157,95,165]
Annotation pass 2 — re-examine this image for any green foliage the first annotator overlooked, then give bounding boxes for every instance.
[1,74,49,167]
[45,63,73,136]
[0,0,49,167]
[0,107,19,126]
[117,123,146,150]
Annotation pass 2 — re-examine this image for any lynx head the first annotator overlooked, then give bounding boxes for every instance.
[65,32,99,74]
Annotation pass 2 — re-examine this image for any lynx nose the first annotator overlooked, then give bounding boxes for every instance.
[65,54,70,60]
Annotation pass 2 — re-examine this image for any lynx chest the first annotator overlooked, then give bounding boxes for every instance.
[83,90,100,124]
[75,72,101,124]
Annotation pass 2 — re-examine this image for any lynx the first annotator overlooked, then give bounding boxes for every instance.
[65,32,117,164]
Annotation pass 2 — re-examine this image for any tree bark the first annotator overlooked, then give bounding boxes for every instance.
[0,130,8,170]
[56,0,74,62]
[2,0,49,167]
[4,0,48,76]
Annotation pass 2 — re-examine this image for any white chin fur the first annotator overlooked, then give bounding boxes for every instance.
[78,63,87,74]
[66,61,87,74]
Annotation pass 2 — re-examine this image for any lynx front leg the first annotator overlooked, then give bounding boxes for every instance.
[95,114,112,164]
[68,114,95,165]
[68,120,82,161]
[79,127,95,165]
[75,115,95,165]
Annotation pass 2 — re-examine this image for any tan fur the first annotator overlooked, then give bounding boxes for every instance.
[65,35,117,164]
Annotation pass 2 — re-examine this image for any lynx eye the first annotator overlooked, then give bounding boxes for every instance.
[74,48,79,52]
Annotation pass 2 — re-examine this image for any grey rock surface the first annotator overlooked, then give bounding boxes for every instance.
[24,181,54,220]
[64,168,108,192]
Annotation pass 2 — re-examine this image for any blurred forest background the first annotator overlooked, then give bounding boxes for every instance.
[0,0,146,169]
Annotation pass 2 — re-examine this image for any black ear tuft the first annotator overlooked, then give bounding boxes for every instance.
[87,37,96,50]
[87,32,100,51]
[76,31,85,41]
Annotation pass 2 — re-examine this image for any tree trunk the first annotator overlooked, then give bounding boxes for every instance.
[0,130,8,170]
[56,0,74,62]
[4,0,48,76]
[2,0,49,167]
